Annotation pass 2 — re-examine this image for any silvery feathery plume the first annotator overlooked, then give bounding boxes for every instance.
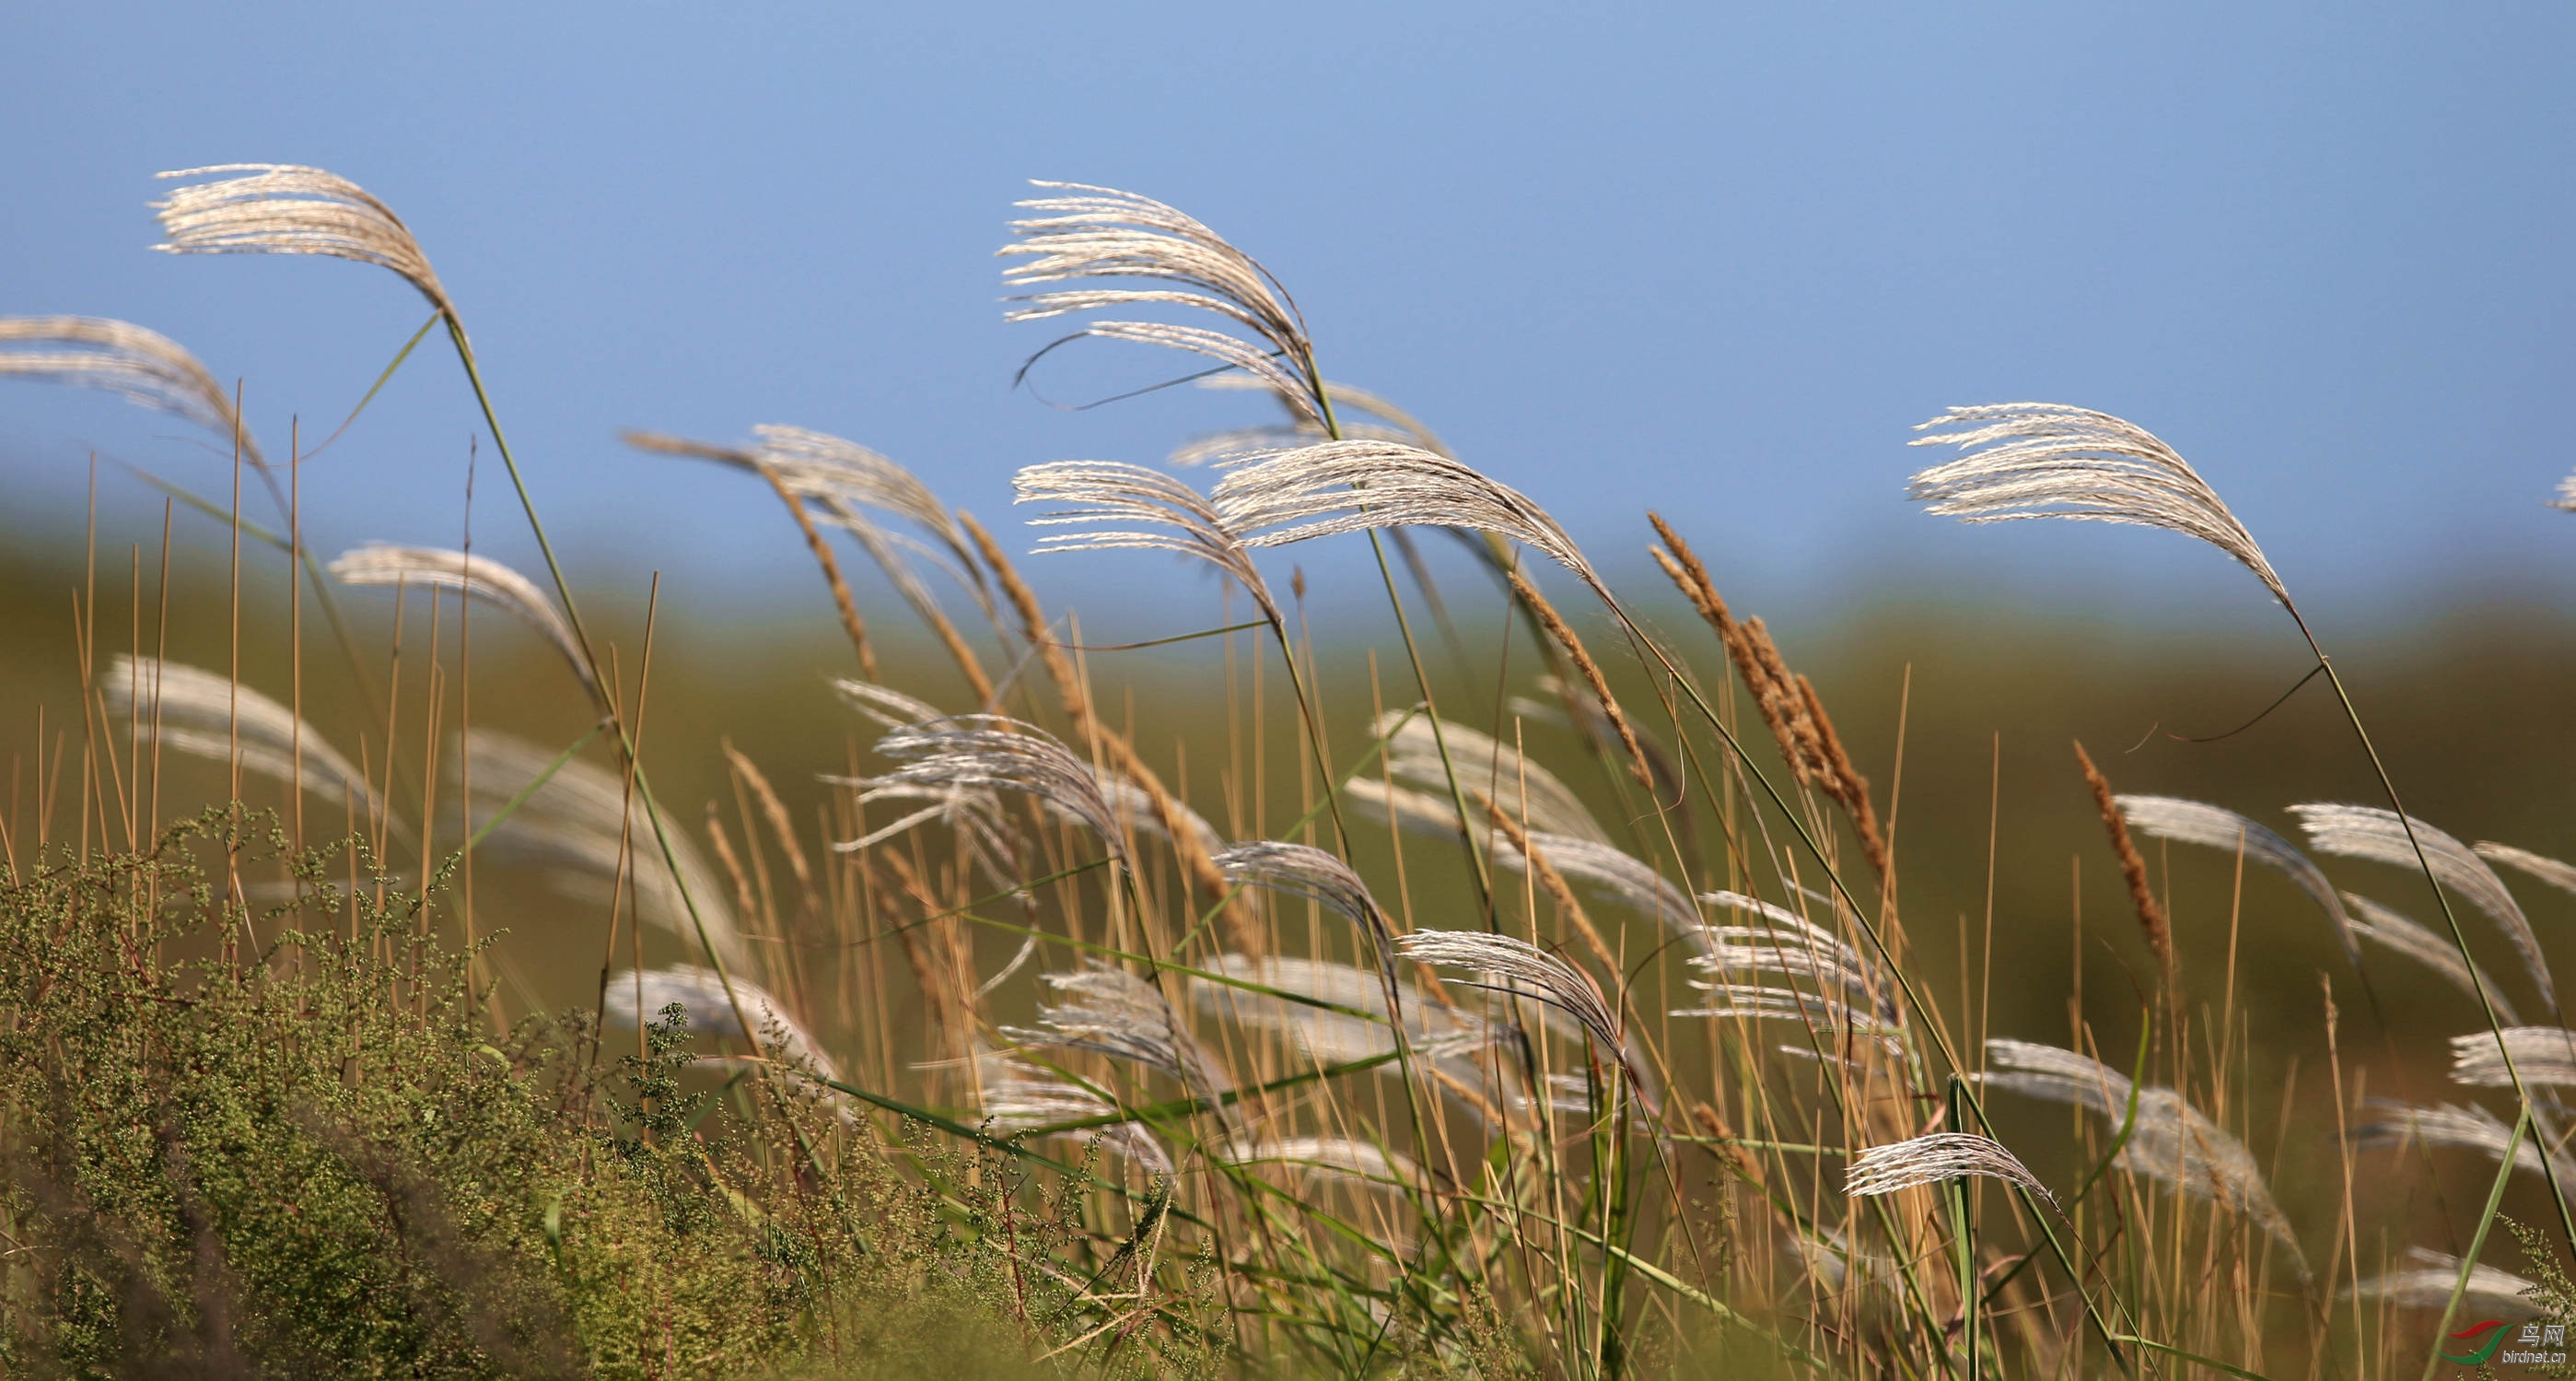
[1001,181,1322,422]
[2450,1027,2576,1088]
[2554,472,2576,513]
[1394,930,1658,1117]
[1191,954,1490,1065]
[454,730,747,972]
[848,716,1129,869]
[824,685,1032,894]
[1907,404,2289,607]
[1689,891,1892,1020]
[2351,1098,2574,1183]
[106,655,389,827]
[1171,375,1451,467]
[2343,893,2520,1025]
[1222,1136,1422,1190]
[329,544,596,702]
[1980,1037,2306,1273]
[0,317,263,465]
[1844,1132,2057,1209]
[1213,842,1394,969]
[2476,842,2576,901]
[2116,795,2357,968]
[1013,461,1281,622]
[1212,441,1607,598]
[2291,803,2552,1012]
[1003,965,1233,1106]
[155,165,451,317]
[606,966,838,1082]
[1376,709,1609,846]
[1091,772,1221,859]
[978,1053,1173,1177]
[2344,1247,2542,1321]
[1346,778,1695,938]
[1673,985,1905,1056]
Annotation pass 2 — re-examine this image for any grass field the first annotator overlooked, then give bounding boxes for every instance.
[5,167,2576,1378]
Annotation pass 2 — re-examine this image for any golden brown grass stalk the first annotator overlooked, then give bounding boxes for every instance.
[1482,797,1621,977]
[1502,566,1654,791]
[2074,740,2175,982]
[1795,673,1890,879]
[960,510,1258,954]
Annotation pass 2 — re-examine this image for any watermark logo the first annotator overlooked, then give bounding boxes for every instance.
[2445,1318,2573,1369]
[2442,1320,2510,1366]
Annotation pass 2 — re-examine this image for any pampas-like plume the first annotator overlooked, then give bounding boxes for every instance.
[105,655,387,826]
[2074,743,2174,981]
[1003,965,1232,1105]
[978,1055,1174,1177]
[455,730,747,972]
[1347,778,1697,945]
[154,165,450,317]
[1171,376,1446,467]
[1688,892,1894,1022]
[1395,929,1657,1115]
[2555,473,2576,513]
[851,716,1130,869]
[0,317,262,464]
[1212,842,1393,964]
[1908,404,2289,606]
[1980,1037,2306,1273]
[1370,707,1607,835]
[329,544,596,701]
[2344,893,2520,1024]
[2476,841,2576,900]
[1002,181,1320,420]
[2117,795,2357,968]
[606,965,837,1081]
[1211,441,1606,596]
[2291,803,2553,1012]
[2351,1098,2571,1182]
[1013,461,1280,621]
[1190,954,1488,1064]
[1223,1136,1422,1190]
[1673,984,1904,1055]
[2449,1027,2576,1088]
[1844,1132,2056,1208]
[2344,1247,2542,1321]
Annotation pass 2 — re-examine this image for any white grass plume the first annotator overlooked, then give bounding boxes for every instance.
[1190,954,1490,1069]
[1980,1037,2305,1273]
[1214,842,1393,963]
[1395,929,1656,1116]
[606,965,836,1081]
[1908,404,2288,605]
[329,544,595,701]
[1222,1136,1421,1191]
[1171,375,1452,467]
[851,716,1129,869]
[155,165,449,316]
[1212,441,1605,597]
[2291,803,2551,1012]
[1002,181,1319,421]
[106,655,385,826]
[1013,461,1279,621]
[2476,841,2576,900]
[1690,891,1890,1019]
[1673,985,1904,1055]
[1377,710,1609,846]
[978,1055,1174,1177]
[2344,1247,2541,1321]
[2351,1098,2571,1182]
[2450,1027,2576,1088]
[1346,778,1694,940]
[2344,892,2520,1025]
[0,317,262,465]
[1844,1133,2056,1208]
[2116,795,2356,967]
[455,730,746,972]
[1004,965,1232,1105]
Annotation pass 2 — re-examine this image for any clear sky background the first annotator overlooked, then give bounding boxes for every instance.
[5,5,2572,640]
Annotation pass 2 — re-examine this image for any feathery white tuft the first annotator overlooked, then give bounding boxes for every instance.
[2343,893,2520,1025]
[606,966,837,1081]
[105,656,385,826]
[1212,442,1604,595]
[2476,841,2576,901]
[1213,841,1393,962]
[977,1053,1173,1176]
[0,317,262,464]
[851,716,1129,868]
[2116,796,2355,967]
[2449,1027,2576,1088]
[1394,929,1655,1115]
[154,165,449,315]
[329,544,594,700]
[1908,404,2288,606]
[1376,710,1608,846]
[2344,1247,2541,1320]
[2351,1098,2571,1182]
[1844,1133,2055,1207]
[1013,461,1279,621]
[1003,965,1232,1105]
[2291,803,2551,1011]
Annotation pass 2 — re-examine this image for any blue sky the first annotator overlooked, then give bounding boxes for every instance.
[5,5,2572,638]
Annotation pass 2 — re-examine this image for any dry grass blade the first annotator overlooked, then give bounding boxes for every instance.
[1013,461,1279,621]
[2343,1247,2541,1320]
[1844,1132,2057,1208]
[2449,1027,2576,1087]
[2343,892,2520,1024]
[328,544,596,701]
[1212,441,1605,596]
[106,655,385,826]
[1909,404,2289,605]
[2118,795,2357,967]
[1980,1037,2307,1273]
[0,316,262,464]
[154,164,450,316]
[607,965,837,1081]
[456,730,747,972]
[1003,965,1232,1105]
[2074,743,2174,981]
[2291,802,2552,1012]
